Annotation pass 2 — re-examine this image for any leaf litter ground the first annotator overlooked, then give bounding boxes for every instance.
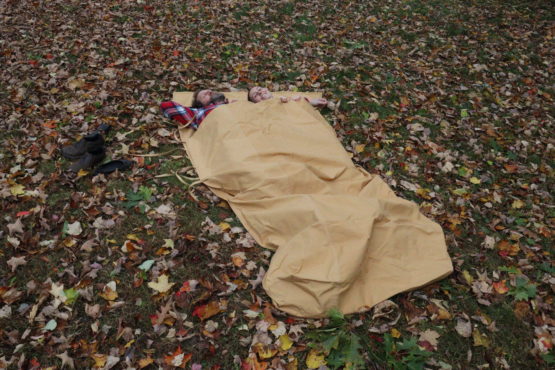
[0,0,553,369]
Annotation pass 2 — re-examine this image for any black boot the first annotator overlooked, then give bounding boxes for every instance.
[68,147,106,172]
[61,132,105,160]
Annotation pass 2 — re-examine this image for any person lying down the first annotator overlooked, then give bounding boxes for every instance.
[159,87,327,130]
[160,86,454,318]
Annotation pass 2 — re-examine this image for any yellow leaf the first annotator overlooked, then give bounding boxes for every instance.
[232,254,244,267]
[355,144,365,153]
[99,286,118,301]
[512,199,524,209]
[472,329,490,348]
[148,274,175,293]
[416,188,431,199]
[391,328,401,338]
[127,234,141,241]
[10,184,25,196]
[306,349,326,369]
[138,357,154,368]
[63,238,77,248]
[254,343,278,359]
[437,308,452,320]
[279,334,293,351]
[77,169,89,177]
[462,270,474,285]
[218,222,230,231]
[470,177,481,184]
[285,356,298,370]
[91,354,107,368]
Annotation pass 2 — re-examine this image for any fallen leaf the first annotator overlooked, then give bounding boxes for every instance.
[418,329,440,351]
[497,240,520,257]
[306,349,326,369]
[7,218,24,235]
[66,221,82,236]
[455,318,472,338]
[67,78,85,90]
[138,357,154,369]
[253,343,278,359]
[148,274,175,294]
[493,280,509,294]
[91,354,107,368]
[218,222,231,231]
[92,217,115,229]
[43,319,57,331]
[6,236,20,248]
[50,282,67,302]
[164,346,191,368]
[278,334,293,351]
[512,199,524,209]
[85,304,101,319]
[192,300,225,321]
[10,184,25,196]
[462,270,474,285]
[138,260,155,272]
[56,351,75,369]
[99,282,118,301]
[231,251,246,267]
[472,329,490,347]
[7,256,27,272]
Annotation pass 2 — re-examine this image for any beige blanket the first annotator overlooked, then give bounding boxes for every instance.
[173,93,453,318]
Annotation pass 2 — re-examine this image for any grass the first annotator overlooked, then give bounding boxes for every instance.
[1,0,553,368]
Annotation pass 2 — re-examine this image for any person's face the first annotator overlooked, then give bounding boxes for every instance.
[249,87,273,103]
[196,89,213,107]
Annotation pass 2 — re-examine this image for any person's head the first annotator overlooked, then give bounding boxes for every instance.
[248,86,273,103]
[192,89,227,108]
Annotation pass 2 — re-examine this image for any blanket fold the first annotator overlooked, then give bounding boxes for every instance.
[176,97,453,317]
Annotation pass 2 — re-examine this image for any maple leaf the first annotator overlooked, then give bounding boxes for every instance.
[418,329,440,351]
[493,280,509,294]
[147,274,175,293]
[7,218,24,235]
[7,256,27,272]
[56,351,75,369]
[10,184,25,196]
[164,346,191,368]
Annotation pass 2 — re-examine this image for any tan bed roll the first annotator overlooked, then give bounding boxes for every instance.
[174,95,453,318]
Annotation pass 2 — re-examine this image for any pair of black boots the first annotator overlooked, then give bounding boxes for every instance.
[61,124,135,175]
[62,131,107,172]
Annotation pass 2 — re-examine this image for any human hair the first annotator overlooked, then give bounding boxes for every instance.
[191,90,204,108]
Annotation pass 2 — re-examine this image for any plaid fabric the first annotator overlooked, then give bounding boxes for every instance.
[159,101,224,130]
